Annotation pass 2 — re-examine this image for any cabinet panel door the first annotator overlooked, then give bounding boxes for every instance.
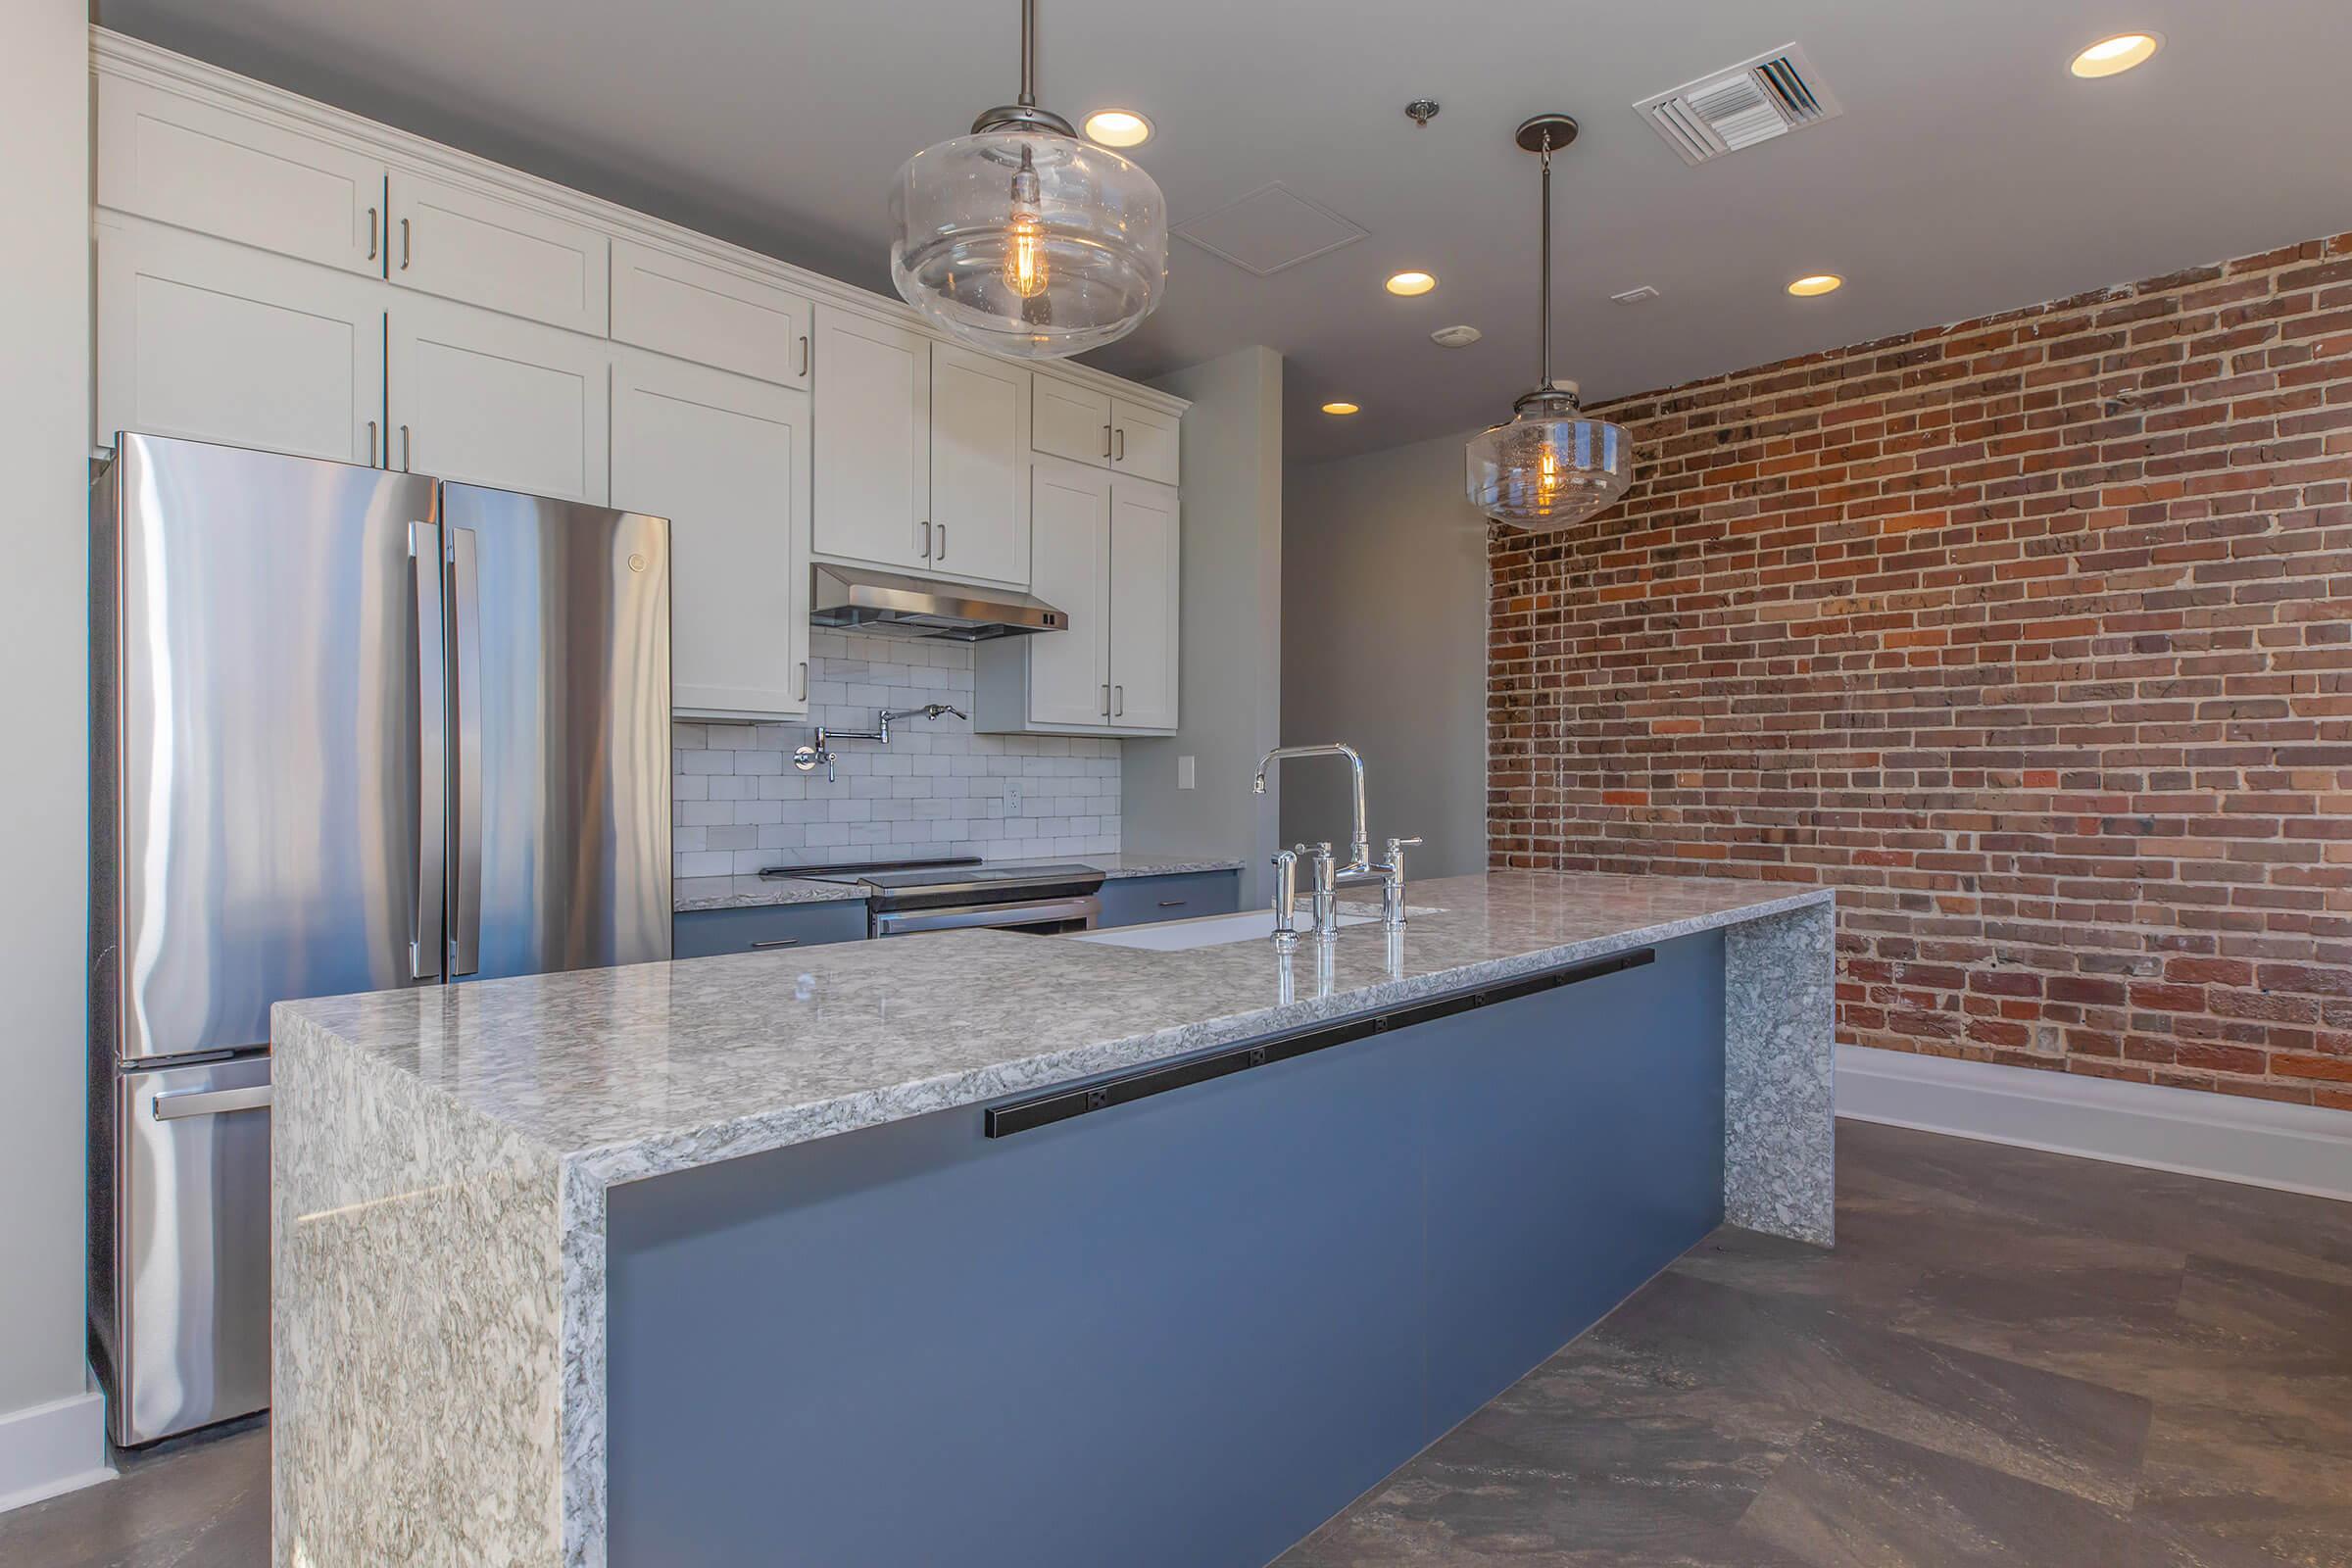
[1026,461,1113,728]
[97,77,384,275]
[388,294,609,502]
[612,239,810,389]
[388,172,610,335]
[811,309,930,571]
[1108,479,1180,730]
[1033,374,1113,467]
[96,217,383,465]
[613,348,810,719]
[1110,398,1181,487]
[928,344,1031,586]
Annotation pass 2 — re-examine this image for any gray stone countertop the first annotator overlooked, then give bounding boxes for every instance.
[672,852,1247,912]
[280,872,1830,1189]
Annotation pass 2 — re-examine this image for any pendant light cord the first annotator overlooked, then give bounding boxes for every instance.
[1018,0,1038,109]
[1537,130,1553,392]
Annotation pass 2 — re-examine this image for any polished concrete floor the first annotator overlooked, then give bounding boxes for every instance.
[5,1123,2348,1567]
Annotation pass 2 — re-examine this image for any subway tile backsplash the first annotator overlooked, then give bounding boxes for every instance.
[671,629,1120,879]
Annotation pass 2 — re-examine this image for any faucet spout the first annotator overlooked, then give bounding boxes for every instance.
[1251,743,1371,870]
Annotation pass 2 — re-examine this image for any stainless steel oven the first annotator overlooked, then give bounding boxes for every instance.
[771,858,1109,939]
[872,894,1102,937]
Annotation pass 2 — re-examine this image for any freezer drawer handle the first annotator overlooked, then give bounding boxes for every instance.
[153,1084,271,1121]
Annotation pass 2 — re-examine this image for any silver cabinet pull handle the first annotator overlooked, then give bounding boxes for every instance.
[367,206,378,262]
[750,938,802,950]
[1115,427,1126,462]
[448,527,484,976]
[798,334,810,377]
[367,418,378,466]
[1101,683,1111,717]
[400,216,412,270]
[1113,684,1124,717]
[935,524,947,561]
[797,661,808,702]
[920,519,933,559]
[409,520,446,979]
[1102,423,1112,459]
[1157,899,1186,907]
[153,1084,271,1121]
[401,424,413,471]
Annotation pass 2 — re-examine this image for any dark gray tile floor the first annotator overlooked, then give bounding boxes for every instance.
[1279,1121,2352,1567]
[4,1124,2347,1567]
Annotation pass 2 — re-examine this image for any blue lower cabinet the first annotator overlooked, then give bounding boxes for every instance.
[671,900,868,958]
[1094,869,1241,928]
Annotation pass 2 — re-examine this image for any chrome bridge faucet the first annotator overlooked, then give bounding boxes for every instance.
[794,704,966,784]
[1252,743,1421,947]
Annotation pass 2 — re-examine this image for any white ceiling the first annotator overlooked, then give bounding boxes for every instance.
[95,0,2352,463]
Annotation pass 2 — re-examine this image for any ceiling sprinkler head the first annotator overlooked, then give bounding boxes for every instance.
[1404,99,1440,128]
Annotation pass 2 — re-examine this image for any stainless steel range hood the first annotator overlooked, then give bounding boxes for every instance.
[809,564,1066,642]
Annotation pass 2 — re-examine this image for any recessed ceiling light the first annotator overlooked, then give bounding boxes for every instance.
[1321,401,1360,416]
[1385,271,1437,297]
[1787,273,1843,297]
[1082,109,1152,148]
[2070,32,2162,77]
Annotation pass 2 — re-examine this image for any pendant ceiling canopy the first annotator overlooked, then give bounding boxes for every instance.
[889,0,1168,359]
[1465,114,1635,529]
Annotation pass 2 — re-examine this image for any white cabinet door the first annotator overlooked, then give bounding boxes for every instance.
[95,216,384,465]
[612,348,809,719]
[1108,479,1180,730]
[928,343,1031,586]
[811,308,930,571]
[1110,398,1181,487]
[97,77,385,275]
[388,293,609,502]
[387,172,609,335]
[612,239,811,389]
[1025,461,1114,728]
[1032,373,1113,467]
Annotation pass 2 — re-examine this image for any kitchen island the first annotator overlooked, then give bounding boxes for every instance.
[270,871,1833,1568]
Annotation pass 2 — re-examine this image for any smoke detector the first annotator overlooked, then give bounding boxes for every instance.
[1430,324,1482,348]
[1635,43,1841,167]
[1611,285,1660,305]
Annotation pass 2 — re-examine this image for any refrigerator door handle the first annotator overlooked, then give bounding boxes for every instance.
[448,525,484,977]
[411,521,446,979]
[152,1084,272,1121]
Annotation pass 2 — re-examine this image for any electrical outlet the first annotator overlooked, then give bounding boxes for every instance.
[1177,755,1197,790]
[1002,778,1022,812]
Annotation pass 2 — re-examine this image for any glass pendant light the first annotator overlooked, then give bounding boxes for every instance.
[890,0,1168,359]
[1466,115,1635,528]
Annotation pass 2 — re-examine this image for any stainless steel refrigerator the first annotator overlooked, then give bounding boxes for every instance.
[88,433,672,1446]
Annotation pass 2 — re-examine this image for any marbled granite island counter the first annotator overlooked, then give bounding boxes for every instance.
[270,872,1834,1568]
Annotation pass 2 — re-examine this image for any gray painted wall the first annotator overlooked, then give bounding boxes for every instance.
[1122,346,1284,907]
[3,0,92,1440]
[1281,428,1490,879]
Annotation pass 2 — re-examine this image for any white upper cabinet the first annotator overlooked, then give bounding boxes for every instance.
[927,344,1031,586]
[1020,461,1113,727]
[612,348,810,719]
[388,292,610,502]
[810,307,931,572]
[1107,479,1181,729]
[386,172,609,335]
[611,240,811,390]
[95,216,383,465]
[1110,398,1181,488]
[97,77,385,275]
[1033,374,1113,467]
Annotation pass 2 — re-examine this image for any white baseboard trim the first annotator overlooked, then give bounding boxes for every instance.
[1836,1044,2352,1204]
[0,1390,114,1517]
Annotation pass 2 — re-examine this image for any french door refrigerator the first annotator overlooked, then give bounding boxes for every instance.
[89,433,671,1446]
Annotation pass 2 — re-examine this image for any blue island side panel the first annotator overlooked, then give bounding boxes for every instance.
[606,929,1726,1568]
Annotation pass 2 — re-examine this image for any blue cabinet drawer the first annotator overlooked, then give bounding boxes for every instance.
[1094,870,1241,930]
[673,900,868,958]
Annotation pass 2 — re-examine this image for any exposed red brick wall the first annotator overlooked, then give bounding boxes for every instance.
[1489,231,2352,1107]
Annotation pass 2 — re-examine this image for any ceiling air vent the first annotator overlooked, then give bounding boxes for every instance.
[1635,43,1841,167]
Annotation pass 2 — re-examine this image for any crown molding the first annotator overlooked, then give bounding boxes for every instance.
[88,26,1189,417]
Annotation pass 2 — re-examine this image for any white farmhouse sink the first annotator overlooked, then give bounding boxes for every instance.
[1072,907,1379,952]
